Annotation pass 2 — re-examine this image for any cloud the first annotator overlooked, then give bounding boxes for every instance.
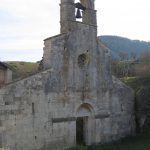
[0,0,60,36]
[0,0,150,62]
[0,49,42,62]
[0,0,60,61]
[96,0,150,41]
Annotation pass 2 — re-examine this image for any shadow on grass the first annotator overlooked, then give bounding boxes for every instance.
[71,133,150,150]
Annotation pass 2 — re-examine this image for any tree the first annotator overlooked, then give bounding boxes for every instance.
[135,51,150,77]
[140,50,150,63]
[130,51,137,61]
[119,52,129,61]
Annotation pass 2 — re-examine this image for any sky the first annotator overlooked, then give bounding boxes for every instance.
[0,0,150,62]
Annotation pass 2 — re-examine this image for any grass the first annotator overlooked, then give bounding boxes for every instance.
[72,133,150,150]
[121,76,150,91]
[6,61,39,79]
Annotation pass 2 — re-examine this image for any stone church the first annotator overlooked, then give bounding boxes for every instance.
[0,0,135,149]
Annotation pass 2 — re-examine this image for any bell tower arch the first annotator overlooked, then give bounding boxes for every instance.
[60,0,97,33]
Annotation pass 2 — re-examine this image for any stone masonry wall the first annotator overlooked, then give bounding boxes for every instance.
[0,72,135,150]
[0,21,135,150]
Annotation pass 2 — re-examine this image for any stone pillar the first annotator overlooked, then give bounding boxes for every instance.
[81,0,97,27]
[60,0,76,33]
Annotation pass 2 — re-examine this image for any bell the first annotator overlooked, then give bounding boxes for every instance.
[76,8,82,19]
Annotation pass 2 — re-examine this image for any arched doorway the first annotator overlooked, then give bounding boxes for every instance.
[76,103,95,146]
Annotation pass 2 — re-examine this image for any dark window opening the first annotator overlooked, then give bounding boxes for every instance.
[32,103,35,115]
[5,102,9,105]
[78,54,88,68]
[35,136,37,140]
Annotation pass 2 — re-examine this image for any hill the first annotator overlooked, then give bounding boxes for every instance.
[99,35,150,59]
[6,61,39,79]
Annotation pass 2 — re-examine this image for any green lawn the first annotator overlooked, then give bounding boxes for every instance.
[6,61,39,79]
[73,134,150,150]
[121,76,150,91]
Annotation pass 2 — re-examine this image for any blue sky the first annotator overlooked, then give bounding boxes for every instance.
[0,0,150,62]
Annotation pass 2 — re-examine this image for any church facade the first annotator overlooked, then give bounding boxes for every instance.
[0,0,135,150]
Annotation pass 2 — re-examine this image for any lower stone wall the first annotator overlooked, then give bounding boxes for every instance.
[135,87,150,133]
[0,72,135,150]
[95,114,135,144]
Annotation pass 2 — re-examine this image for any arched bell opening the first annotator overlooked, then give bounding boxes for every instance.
[74,0,85,22]
[60,0,96,33]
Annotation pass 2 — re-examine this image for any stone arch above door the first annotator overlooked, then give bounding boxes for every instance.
[76,103,95,117]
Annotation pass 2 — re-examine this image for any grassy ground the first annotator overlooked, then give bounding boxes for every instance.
[73,133,150,150]
[121,76,150,91]
[6,61,39,79]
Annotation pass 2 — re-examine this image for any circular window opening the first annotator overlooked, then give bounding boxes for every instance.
[78,54,89,68]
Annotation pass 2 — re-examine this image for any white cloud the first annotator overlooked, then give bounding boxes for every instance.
[0,0,150,61]
[96,0,150,40]
[0,0,60,60]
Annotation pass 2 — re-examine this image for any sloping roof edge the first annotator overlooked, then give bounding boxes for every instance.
[0,62,13,71]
